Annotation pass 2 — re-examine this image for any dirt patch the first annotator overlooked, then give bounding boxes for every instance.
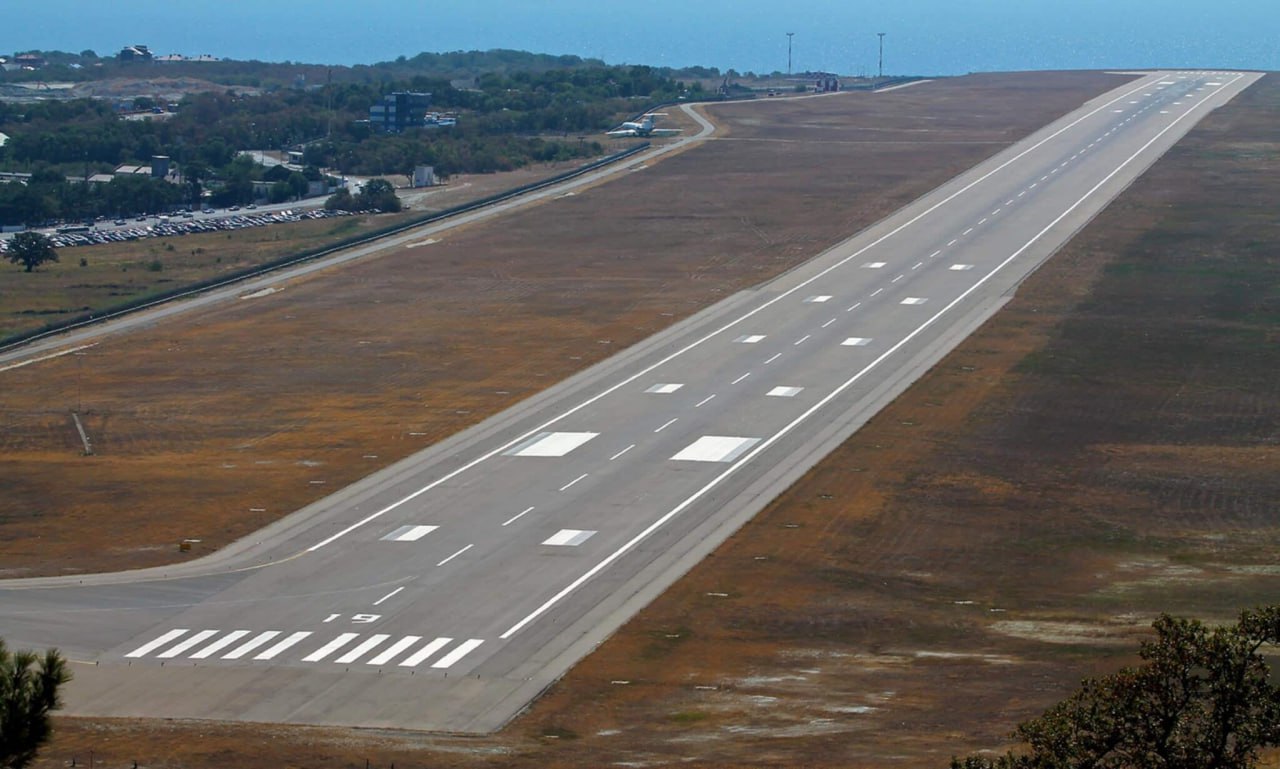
[18,69,1279,766]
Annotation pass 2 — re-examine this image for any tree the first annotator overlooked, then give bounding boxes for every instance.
[952,606,1280,769]
[355,177,401,213]
[0,639,71,769]
[6,232,58,273]
[324,188,355,211]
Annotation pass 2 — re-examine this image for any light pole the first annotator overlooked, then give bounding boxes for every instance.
[877,32,886,80]
[786,32,794,75]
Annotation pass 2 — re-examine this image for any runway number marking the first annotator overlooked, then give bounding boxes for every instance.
[323,613,381,624]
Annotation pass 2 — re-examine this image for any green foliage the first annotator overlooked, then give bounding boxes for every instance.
[0,168,188,226]
[0,49,698,225]
[6,231,57,272]
[0,638,71,769]
[324,188,355,212]
[355,178,401,213]
[950,606,1280,769]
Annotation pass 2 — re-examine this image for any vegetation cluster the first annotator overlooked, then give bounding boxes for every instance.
[0,50,701,226]
[953,607,1280,769]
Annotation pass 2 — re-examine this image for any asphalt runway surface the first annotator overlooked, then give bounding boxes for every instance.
[0,71,1260,732]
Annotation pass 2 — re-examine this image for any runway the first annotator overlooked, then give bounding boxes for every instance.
[0,70,1260,732]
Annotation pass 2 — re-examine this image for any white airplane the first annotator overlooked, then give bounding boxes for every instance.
[606,113,682,137]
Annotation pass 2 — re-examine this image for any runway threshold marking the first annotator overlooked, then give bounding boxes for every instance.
[222,631,281,659]
[255,631,313,660]
[125,628,188,658]
[335,634,391,664]
[190,630,250,659]
[400,637,453,667]
[498,71,1245,641]
[301,73,1176,554]
[157,630,218,658]
[432,639,485,668]
[368,636,422,665]
[302,632,358,662]
[121,628,487,669]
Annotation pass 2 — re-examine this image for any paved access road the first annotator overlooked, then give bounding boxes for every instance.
[0,71,1260,732]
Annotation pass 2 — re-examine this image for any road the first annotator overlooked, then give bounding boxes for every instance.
[0,71,1259,732]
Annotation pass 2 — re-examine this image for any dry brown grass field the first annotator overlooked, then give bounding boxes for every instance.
[9,70,1279,767]
[0,160,584,341]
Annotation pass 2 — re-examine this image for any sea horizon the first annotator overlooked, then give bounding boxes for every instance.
[9,0,1278,77]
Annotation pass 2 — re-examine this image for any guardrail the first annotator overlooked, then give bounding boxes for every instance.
[0,142,652,352]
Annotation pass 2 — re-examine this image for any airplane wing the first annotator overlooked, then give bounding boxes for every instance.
[606,128,641,137]
[648,128,683,136]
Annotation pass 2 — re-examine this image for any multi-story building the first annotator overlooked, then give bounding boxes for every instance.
[369,91,431,133]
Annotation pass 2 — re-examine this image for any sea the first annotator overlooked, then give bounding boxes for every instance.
[9,0,1279,77]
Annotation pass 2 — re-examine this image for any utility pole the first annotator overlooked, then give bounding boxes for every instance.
[877,32,886,80]
[786,32,795,75]
[75,351,83,413]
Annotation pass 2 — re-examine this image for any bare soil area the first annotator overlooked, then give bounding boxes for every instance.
[16,70,1278,766]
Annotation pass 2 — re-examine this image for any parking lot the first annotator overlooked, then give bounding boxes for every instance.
[0,207,357,254]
